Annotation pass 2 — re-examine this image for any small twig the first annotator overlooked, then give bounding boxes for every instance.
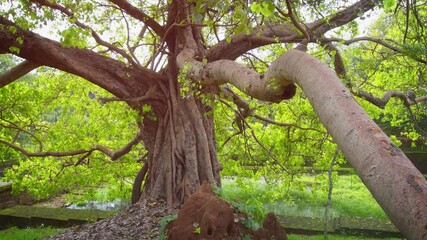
[285,0,310,49]
[251,130,293,174]
[121,9,141,65]
[319,37,427,64]
[403,0,409,43]
[220,86,321,132]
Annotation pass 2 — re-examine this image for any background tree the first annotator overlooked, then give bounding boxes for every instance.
[0,0,426,238]
[0,54,143,201]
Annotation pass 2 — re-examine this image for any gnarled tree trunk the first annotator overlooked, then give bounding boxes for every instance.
[133,96,221,205]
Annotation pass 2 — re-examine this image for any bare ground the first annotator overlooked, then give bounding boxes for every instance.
[43,199,178,240]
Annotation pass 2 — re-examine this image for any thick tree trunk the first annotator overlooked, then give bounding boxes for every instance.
[133,97,221,205]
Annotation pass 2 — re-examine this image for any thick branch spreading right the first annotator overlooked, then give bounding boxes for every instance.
[177,49,296,103]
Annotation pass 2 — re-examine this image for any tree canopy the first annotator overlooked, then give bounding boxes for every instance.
[0,0,426,238]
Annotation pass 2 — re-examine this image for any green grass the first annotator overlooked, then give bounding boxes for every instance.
[288,235,403,240]
[0,228,403,240]
[220,174,388,220]
[0,226,63,240]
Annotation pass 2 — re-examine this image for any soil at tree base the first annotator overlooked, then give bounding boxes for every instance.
[44,183,287,240]
[43,199,176,239]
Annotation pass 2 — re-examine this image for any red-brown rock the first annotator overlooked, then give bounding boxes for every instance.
[253,212,288,240]
[167,183,287,240]
[168,182,241,239]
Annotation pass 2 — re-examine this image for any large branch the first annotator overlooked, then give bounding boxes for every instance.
[0,60,40,88]
[30,0,147,71]
[207,0,377,61]
[308,0,376,37]
[0,16,165,98]
[206,24,302,61]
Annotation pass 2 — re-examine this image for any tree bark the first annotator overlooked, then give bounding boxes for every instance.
[138,97,221,205]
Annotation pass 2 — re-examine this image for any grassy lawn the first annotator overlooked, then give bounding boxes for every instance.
[220,174,388,220]
[288,235,403,240]
[0,226,403,240]
[0,226,63,240]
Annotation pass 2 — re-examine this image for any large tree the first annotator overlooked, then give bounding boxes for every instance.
[0,0,426,238]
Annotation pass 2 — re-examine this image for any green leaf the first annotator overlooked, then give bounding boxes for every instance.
[383,0,396,10]
[9,46,20,54]
[260,2,275,17]
[142,104,152,113]
[59,27,89,48]
[250,3,261,13]
[7,26,17,34]
[16,36,24,45]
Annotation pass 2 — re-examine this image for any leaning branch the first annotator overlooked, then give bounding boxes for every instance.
[274,49,426,239]
[0,60,41,88]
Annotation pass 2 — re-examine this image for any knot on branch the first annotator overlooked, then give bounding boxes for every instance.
[281,83,297,100]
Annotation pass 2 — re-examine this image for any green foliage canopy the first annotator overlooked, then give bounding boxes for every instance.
[1,55,143,202]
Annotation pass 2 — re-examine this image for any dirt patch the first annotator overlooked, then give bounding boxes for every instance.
[44,199,177,240]
[167,182,287,240]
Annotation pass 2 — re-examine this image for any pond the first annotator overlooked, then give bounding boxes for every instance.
[66,199,130,211]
